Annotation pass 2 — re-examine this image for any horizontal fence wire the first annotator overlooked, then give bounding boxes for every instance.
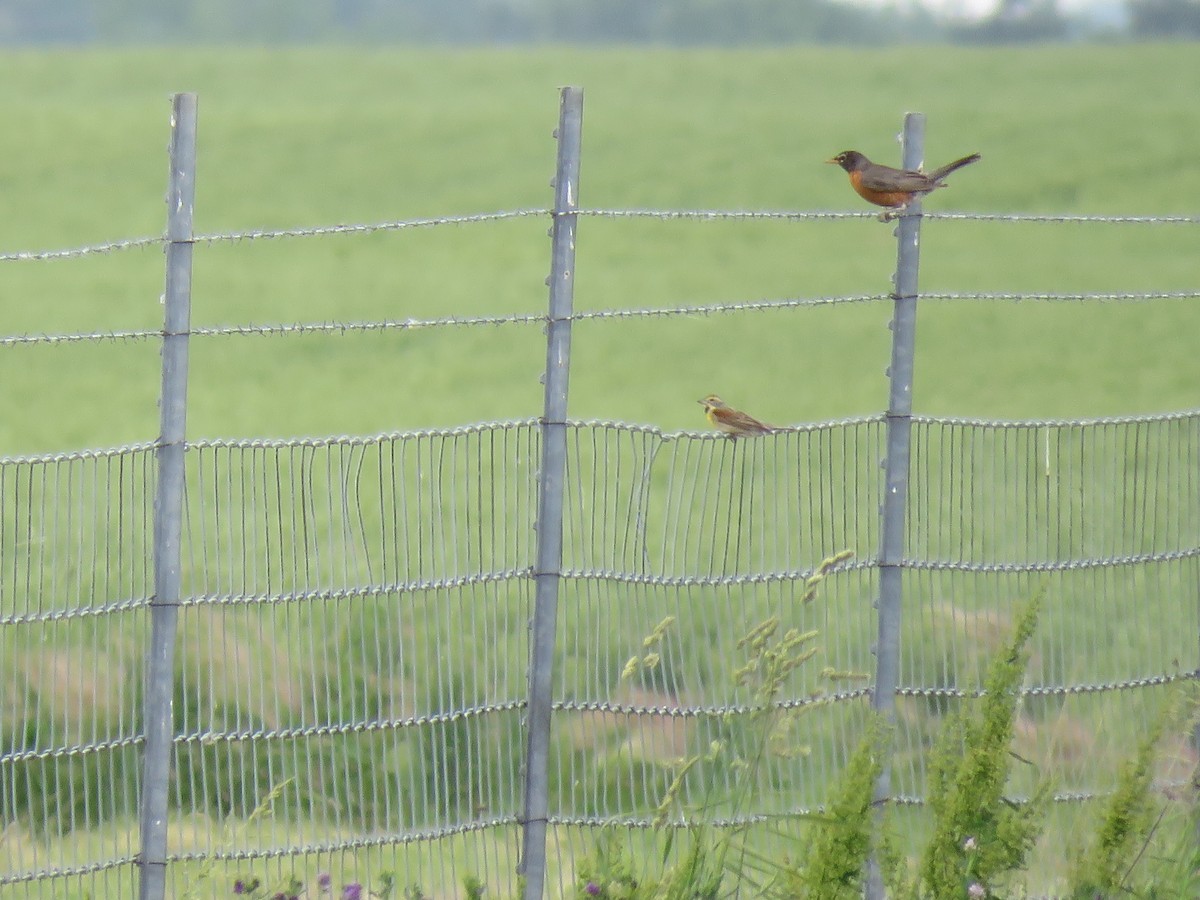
[0,210,552,262]
[3,290,1199,349]
[164,818,522,862]
[4,205,1200,263]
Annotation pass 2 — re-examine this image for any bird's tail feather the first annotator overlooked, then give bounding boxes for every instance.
[930,152,981,183]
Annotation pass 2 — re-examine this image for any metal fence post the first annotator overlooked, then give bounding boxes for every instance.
[519,86,584,900]
[867,112,925,900]
[138,92,197,900]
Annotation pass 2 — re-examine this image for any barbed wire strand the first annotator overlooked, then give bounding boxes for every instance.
[0,210,551,262]
[194,208,552,245]
[4,207,1200,264]
[578,208,1200,225]
[4,289,1198,349]
[0,236,162,262]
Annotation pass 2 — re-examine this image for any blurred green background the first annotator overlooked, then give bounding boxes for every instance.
[0,45,1196,455]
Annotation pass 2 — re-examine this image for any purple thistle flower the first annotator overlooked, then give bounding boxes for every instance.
[317,872,333,892]
[233,881,246,895]
[585,882,601,896]
[342,884,364,900]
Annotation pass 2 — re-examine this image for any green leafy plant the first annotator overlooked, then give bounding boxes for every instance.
[916,588,1051,899]
[573,826,640,899]
[1067,717,1163,897]
[786,713,890,899]
[1065,684,1200,899]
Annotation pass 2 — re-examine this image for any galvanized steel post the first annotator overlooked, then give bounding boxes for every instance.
[867,112,925,900]
[519,86,583,900]
[138,92,197,900]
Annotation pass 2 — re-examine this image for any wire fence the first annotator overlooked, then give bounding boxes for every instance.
[1,89,1198,900]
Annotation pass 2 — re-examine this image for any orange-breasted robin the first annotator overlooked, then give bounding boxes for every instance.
[699,395,775,437]
[827,149,981,210]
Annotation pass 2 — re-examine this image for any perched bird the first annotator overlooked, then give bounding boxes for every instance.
[827,149,981,210]
[698,395,774,437]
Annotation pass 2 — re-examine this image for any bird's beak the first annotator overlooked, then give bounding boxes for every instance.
[696,399,705,405]
[824,157,839,165]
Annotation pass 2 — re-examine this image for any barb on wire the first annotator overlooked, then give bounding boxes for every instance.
[927,211,1200,225]
[5,206,1199,264]
[186,313,548,336]
[0,328,162,347]
[0,236,161,262]
[0,295,890,349]
[174,294,887,339]
[923,290,1200,303]
[0,313,550,348]
[192,208,550,246]
[571,294,888,320]
[572,208,1200,225]
[0,210,550,263]
[4,285,1192,350]
[574,208,875,222]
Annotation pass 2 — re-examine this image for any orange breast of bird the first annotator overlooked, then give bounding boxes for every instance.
[848,171,913,209]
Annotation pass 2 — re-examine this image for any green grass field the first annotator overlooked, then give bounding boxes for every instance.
[0,45,1197,454]
[1,45,1198,899]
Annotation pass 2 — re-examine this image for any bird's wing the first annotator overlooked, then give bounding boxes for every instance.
[859,166,936,193]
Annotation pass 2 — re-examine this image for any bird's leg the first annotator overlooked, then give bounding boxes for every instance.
[878,201,913,223]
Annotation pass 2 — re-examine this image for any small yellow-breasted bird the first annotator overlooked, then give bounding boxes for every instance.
[698,395,774,437]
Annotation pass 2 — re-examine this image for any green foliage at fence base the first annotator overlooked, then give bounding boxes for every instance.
[788,714,888,899]
[1062,689,1200,899]
[568,588,1073,898]
[916,588,1050,898]
[1066,717,1164,897]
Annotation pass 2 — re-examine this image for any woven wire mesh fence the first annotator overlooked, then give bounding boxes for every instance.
[2,90,1199,900]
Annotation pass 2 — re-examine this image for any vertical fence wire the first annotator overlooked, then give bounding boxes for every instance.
[137,92,197,900]
[520,85,584,900]
[868,112,925,900]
